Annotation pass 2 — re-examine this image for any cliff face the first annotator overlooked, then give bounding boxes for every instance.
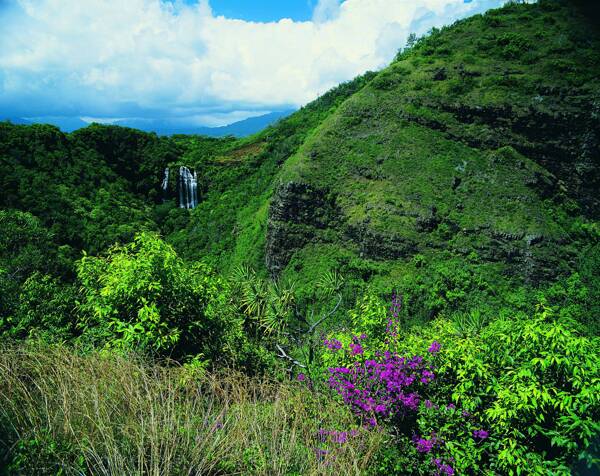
[266,181,339,277]
[265,0,600,288]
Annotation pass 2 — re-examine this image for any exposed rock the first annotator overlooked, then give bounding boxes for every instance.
[524,171,557,198]
[491,230,524,241]
[415,207,441,232]
[433,98,600,217]
[452,176,462,191]
[433,67,447,81]
[525,234,544,246]
[266,181,339,277]
[346,223,417,261]
[456,64,482,78]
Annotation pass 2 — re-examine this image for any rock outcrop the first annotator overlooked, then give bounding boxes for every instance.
[266,181,339,277]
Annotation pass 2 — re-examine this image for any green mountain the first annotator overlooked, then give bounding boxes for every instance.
[2,0,599,323]
[178,0,600,317]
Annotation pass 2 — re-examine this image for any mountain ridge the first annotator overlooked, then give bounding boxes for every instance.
[1,110,294,137]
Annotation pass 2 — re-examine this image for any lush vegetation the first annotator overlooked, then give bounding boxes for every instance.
[0,1,599,474]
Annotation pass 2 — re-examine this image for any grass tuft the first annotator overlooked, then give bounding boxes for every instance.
[0,343,382,475]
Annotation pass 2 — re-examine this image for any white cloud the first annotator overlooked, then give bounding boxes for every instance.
[0,0,505,125]
[313,0,341,23]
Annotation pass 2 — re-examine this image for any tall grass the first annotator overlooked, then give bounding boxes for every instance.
[0,344,382,475]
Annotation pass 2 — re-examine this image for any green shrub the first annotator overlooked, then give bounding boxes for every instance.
[400,306,600,474]
[8,273,77,342]
[76,232,243,362]
[497,33,529,59]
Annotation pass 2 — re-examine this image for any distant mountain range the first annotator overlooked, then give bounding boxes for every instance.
[1,110,295,137]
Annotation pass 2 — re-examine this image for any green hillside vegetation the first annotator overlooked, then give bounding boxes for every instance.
[0,1,599,474]
[264,0,600,317]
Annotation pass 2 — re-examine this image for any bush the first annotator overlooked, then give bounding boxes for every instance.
[497,33,529,59]
[0,210,69,332]
[400,305,600,474]
[321,294,599,474]
[8,273,77,342]
[76,232,243,362]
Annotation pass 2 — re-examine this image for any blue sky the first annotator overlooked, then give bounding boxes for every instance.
[207,0,316,23]
[0,0,506,128]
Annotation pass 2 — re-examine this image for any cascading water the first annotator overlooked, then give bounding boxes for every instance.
[161,167,170,201]
[178,166,198,209]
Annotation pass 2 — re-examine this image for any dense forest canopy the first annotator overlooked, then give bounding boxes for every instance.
[0,1,599,474]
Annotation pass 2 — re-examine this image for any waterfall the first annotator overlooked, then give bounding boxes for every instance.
[178,166,198,209]
[161,167,170,201]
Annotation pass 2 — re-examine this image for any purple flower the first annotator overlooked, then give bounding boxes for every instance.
[359,333,367,340]
[415,437,434,453]
[297,373,306,382]
[350,342,364,355]
[324,338,343,350]
[434,459,455,476]
[445,403,456,410]
[313,448,329,460]
[332,431,348,444]
[425,399,434,409]
[428,341,441,354]
[473,429,489,440]
[440,464,455,475]
[326,323,436,429]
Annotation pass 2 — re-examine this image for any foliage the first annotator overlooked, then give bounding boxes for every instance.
[231,265,296,336]
[540,243,600,335]
[0,123,161,254]
[0,210,73,333]
[0,1,598,473]
[397,305,600,474]
[76,232,242,361]
[319,292,599,474]
[7,273,77,342]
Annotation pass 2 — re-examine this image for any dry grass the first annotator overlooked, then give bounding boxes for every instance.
[0,343,382,475]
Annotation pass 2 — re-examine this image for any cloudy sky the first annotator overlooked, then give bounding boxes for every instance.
[0,0,506,128]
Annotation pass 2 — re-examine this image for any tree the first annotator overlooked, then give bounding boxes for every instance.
[76,232,243,361]
[406,32,417,50]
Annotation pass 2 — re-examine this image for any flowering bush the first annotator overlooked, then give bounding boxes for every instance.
[401,304,600,474]
[306,288,600,474]
[326,337,437,426]
[321,296,481,475]
[322,328,496,475]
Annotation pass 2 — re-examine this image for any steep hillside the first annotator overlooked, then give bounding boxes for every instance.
[1,0,598,323]
[167,71,377,269]
[256,0,599,312]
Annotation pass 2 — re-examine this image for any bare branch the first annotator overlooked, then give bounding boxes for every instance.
[275,344,306,368]
[305,294,342,335]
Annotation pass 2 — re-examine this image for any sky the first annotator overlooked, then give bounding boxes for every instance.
[0,0,507,128]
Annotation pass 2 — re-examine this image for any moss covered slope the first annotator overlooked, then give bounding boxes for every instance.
[260,0,599,303]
